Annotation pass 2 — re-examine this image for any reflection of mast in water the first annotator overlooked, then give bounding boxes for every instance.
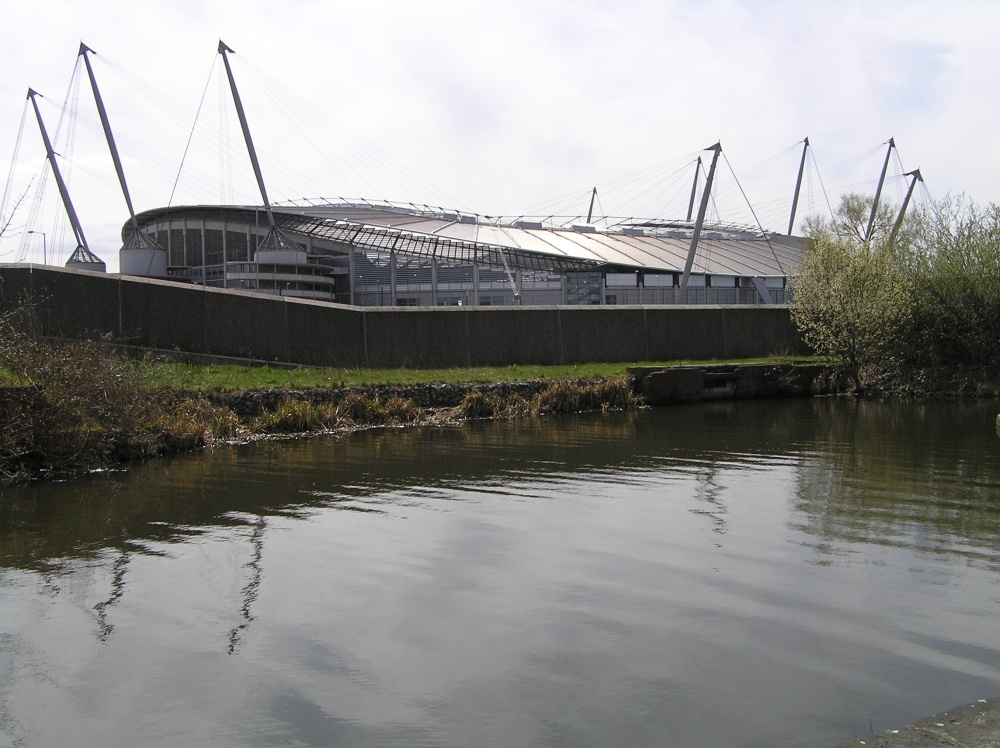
[228,515,266,655]
[689,465,728,544]
[93,546,130,641]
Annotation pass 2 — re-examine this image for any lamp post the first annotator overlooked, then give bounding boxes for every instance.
[27,230,46,265]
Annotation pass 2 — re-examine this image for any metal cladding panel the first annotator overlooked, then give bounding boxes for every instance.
[472,224,524,248]
[351,213,434,229]
[583,232,677,268]
[430,222,480,241]
[514,230,604,261]
[482,226,580,256]
[389,218,454,234]
[551,230,654,267]
[624,236,693,271]
[697,238,796,276]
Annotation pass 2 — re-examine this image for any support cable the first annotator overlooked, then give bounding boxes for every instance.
[807,147,837,239]
[0,103,29,243]
[722,152,783,272]
[169,51,218,209]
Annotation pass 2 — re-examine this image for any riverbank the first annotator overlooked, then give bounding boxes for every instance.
[0,375,641,485]
[831,695,1000,747]
[1,354,836,485]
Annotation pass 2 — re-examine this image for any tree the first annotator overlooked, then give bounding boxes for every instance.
[793,192,1000,393]
[791,194,915,392]
[0,184,31,240]
[907,195,1000,376]
[791,233,912,392]
[803,192,920,249]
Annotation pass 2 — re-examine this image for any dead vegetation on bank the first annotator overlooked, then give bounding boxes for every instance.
[0,320,640,484]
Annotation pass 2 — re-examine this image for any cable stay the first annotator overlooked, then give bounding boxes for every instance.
[26,88,105,272]
[0,103,30,249]
[806,145,836,235]
[721,151,784,303]
[234,53,464,211]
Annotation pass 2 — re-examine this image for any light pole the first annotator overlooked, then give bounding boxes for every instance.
[27,230,46,264]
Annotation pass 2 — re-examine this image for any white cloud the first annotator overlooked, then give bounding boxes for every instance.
[1,0,998,271]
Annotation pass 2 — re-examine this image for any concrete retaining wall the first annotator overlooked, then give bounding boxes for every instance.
[0,265,809,368]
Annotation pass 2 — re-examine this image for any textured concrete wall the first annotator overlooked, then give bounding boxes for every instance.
[0,265,809,368]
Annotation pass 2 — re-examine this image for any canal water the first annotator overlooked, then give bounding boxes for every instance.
[1,398,999,747]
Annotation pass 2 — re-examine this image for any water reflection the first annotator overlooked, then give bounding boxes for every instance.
[1,399,1000,747]
[11,400,996,571]
[790,398,1000,569]
[228,514,267,655]
[93,547,130,641]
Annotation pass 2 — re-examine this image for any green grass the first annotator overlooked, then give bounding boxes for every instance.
[136,356,819,392]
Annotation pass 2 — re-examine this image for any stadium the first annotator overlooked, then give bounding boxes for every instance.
[122,198,804,307]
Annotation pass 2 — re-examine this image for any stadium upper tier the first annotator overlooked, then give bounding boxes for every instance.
[276,200,804,277]
[126,199,805,306]
[133,199,804,277]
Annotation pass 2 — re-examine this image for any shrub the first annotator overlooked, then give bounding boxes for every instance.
[336,392,385,425]
[790,234,912,392]
[532,378,637,414]
[254,397,328,433]
[793,193,1000,393]
[459,389,496,419]
[159,399,243,444]
[383,395,420,423]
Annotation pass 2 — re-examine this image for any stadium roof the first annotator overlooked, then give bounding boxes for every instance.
[135,200,806,277]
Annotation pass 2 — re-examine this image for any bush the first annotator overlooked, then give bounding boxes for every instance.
[382,395,420,423]
[907,197,1000,375]
[793,193,1000,393]
[532,378,637,414]
[336,392,385,425]
[790,233,912,392]
[253,397,337,433]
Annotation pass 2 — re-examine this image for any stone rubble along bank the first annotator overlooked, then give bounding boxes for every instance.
[831,695,1000,748]
[203,363,834,419]
[204,380,571,419]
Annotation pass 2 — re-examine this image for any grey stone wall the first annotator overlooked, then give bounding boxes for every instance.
[0,265,809,369]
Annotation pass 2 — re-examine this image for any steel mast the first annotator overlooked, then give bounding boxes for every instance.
[787,137,809,236]
[686,156,702,222]
[218,40,300,255]
[865,137,894,241]
[78,43,166,274]
[679,143,721,297]
[27,88,106,272]
[586,187,598,224]
[887,169,922,247]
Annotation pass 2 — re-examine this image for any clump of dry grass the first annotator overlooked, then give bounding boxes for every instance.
[252,393,422,434]
[532,377,638,414]
[459,378,638,421]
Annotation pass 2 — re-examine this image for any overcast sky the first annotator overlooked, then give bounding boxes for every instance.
[1,0,997,271]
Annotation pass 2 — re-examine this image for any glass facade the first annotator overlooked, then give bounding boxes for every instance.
[136,212,790,307]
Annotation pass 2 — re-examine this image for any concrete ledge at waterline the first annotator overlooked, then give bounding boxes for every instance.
[629,363,830,404]
[830,695,1000,747]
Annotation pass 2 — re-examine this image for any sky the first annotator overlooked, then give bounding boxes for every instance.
[1,0,997,272]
